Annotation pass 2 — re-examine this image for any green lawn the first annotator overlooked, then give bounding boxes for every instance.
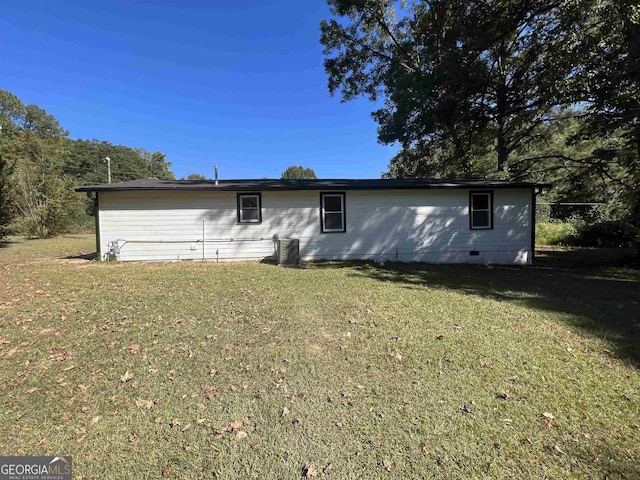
[1,236,639,479]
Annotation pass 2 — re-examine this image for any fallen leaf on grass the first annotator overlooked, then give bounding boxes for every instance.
[247,436,260,450]
[553,444,565,454]
[281,407,290,417]
[120,370,134,383]
[135,398,155,410]
[236,431,247,440]
[570,429,590,439]
[48,351,74,361]
[302,462,318,478]
[127,344,140,354]
[422,442,430,454]
[72,427,87,442]
[6,347,19,358]
[382,459,392,472]
[162,464,172,477]
[230,420,243,431]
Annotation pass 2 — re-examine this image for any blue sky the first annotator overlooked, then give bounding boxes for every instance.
[1,0,399,179]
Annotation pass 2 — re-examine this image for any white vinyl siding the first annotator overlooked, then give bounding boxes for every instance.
[97,188,533,264]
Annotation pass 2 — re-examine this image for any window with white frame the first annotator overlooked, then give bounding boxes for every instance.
[237,193,262,224]
[469,191,493,229]
[320,192,346,233]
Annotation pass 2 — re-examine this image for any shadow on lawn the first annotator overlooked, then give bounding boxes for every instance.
[65,252,99,261]
[311,248,640,367]
[0,240,18,249]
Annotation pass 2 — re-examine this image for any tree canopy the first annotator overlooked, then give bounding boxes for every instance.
[321,0,640,225]
[281,165,318,179]
[184,173,208,181]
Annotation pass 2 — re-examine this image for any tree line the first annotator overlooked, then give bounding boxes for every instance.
[0,89,174,238]
[321,0,640,226]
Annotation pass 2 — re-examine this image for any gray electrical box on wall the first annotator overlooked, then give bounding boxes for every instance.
[277,238,301,267]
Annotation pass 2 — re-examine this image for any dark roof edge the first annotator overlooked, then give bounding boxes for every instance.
[76,179,551,193]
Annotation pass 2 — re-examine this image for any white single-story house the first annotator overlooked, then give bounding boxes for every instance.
[76,178,548,265]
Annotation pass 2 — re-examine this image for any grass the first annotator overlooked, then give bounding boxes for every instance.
[1,235,639,479]
[0,234,97,262]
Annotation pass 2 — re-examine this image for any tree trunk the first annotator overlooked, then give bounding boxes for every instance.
[496,83,509,174]
[495,37,510,175]
[497,118,508,173]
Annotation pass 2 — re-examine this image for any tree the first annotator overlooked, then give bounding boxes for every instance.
[65,140,174,184]
[567,0,640,225]
[0,90,25,236]
[320,0,582,176]
[1,93,68,236]
[281,165,318,179]
[184,173,208,181]
[139,149,175,180]
[506,1,640,225]
[2,98,86,237]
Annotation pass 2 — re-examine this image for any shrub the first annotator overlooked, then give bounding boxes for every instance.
[576,221,640,248]
[536,202,551,224]
[536,221,580,246]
